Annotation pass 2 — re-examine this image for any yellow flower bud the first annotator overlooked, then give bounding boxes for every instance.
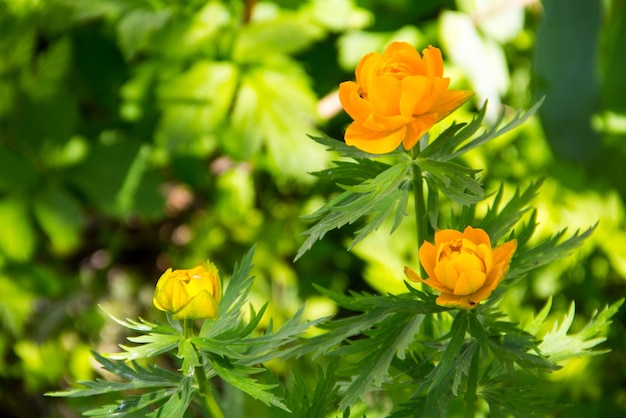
[405,226,516,309]
[153,264,221,320]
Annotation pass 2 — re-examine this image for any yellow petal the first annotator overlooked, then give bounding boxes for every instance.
[368,75,402,116]
[172,290,218,320]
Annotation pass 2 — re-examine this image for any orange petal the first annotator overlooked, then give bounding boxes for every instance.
[462,226,491,248]
[384,42,426,75]
[421,45,444,78]
[492,239,517,266]
[345,123,405,154]
[368,75,402,116]
[436,293,475,309]
[339,81,371,121]
[418,241,438,279]
[453,269,486,296]
[432,89,474,121]
[356,52,383,89]
[434,229,464,246]
[399,75,432,117]
[402,113,438,150]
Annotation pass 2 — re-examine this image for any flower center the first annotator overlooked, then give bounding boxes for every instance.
[435,239,487,295]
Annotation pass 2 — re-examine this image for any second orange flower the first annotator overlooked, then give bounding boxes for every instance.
[339,42,473,154]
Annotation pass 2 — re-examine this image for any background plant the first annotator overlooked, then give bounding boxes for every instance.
[1,0,625,417]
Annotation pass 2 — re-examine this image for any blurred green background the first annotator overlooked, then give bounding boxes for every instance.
[0,0,625,417]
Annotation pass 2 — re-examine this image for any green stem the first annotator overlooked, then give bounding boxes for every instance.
[183,320,225,418]
[196,367,225,418]
[464,343,480,418]
[410,146,428,277]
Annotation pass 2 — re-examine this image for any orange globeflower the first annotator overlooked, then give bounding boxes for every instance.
[153,264,221,320]
[339,42,473,154]
[404,226,516,309]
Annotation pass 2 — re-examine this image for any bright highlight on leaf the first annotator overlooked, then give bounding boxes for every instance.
[339,42,473,154]
[405,226,516,309]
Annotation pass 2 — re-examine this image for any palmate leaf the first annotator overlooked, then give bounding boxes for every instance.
[529,298,624,363]
[296,159,412,259]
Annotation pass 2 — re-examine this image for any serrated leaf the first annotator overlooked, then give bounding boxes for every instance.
[209,359,289,411]
[147,376,195,418]
[46,352,180,398]
[536,299,624,363]
[478,179,544,242]
[338,313,424,410]
[177,339,200,377]
[83,389,172,417]
[296,160,411,259]
[419,158,484,205]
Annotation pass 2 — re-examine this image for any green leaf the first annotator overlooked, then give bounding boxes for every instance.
[117,8,172,59]
[296,159,411,259]
[419,158,484,205]
[46,352,180,398]
[478,179,544,242]
[33,185,83,255]
[422,99,543,162]
[534,299,624,363]
[148,376,195,418]
[82,389,172,417]
[422,311,469,418]
[209,359,289,411]
[0,145,39,193]
[507,225,596,281]
[337,312,424,410]
[232,9,324,62]
[0,197,36,261]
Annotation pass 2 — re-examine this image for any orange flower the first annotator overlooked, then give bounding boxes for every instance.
[404,226,516,309]
[338,42,473,154]
[153,264,221,320]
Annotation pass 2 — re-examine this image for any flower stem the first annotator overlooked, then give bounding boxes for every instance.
[183,319,225,418]
[410,146,428,277]
[464,343,480,418]
[196,366,225,418]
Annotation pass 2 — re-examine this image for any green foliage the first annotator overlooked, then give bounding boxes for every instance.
[2,0,625,417]
[47,248,319,416]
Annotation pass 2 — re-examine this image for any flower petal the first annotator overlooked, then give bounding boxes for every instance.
[432,90,474,121]
[436,293,475,309]
[172,290,218,320]
[345,123,405,154]
[421,45,444,78]
[418,241,438,279]
[368,75,402,116]
[338,81,371,121]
